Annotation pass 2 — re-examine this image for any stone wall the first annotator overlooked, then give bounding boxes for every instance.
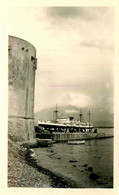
[52,132,113,142]
[8,36,37,141]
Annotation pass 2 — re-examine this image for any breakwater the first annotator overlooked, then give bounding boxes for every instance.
[52,132,113,142]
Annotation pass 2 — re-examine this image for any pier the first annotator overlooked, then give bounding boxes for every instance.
[35,131,113,142]
[52,132,113,142]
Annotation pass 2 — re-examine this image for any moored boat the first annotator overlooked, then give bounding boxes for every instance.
[68,140,85,145]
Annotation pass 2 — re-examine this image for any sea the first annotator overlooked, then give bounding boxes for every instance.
[34,128,113,188]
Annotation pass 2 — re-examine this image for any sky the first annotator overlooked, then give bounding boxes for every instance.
[8,7,114,114]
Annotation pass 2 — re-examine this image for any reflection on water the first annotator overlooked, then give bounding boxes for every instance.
[34,128,113,188]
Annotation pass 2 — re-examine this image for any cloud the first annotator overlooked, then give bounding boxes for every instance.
[47,7,109,21]
[65,109,78,114]
[47,7,80,19]
[80,40,113,50]
[69,93,92,108]
[7,6,114,115]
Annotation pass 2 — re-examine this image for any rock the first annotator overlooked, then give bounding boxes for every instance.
[89,173,99,180]
[19,147,28,156]
[88,167,93,172]
[29,149,35,157]
[69,160,78,163]
[20,139,38,148]
[36,138,54,147]
[73,165,77,167]
[83,164,88,167]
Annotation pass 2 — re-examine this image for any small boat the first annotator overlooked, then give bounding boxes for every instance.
[68,140,85,145]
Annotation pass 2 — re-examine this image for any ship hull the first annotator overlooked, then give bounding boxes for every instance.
[38,123,93,133]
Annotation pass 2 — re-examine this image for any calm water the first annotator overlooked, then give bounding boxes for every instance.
[34,128,113,188]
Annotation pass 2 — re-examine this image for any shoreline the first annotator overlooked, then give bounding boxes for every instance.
[33,138,113,188]
[8,135,113,188]
[8,138,77,188]
[25,152,78,188]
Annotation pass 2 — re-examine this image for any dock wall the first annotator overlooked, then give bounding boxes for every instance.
[52,132,113,142]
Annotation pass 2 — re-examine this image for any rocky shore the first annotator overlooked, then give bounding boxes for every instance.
[8,136,76,188]
[8,133,113,188]
[8,155,53,187]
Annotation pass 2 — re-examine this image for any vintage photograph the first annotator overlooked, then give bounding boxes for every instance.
[8,7,114,188]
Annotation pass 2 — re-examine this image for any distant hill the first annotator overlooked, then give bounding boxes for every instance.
[34,105,113,127]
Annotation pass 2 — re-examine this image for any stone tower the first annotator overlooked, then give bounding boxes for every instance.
[8,36,37,141]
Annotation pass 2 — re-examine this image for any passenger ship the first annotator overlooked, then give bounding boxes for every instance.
[38,106,93,133]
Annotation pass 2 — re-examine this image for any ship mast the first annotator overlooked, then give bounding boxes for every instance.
[79,109,83,123]
[54,105,58,122]
[88,110,91,127]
